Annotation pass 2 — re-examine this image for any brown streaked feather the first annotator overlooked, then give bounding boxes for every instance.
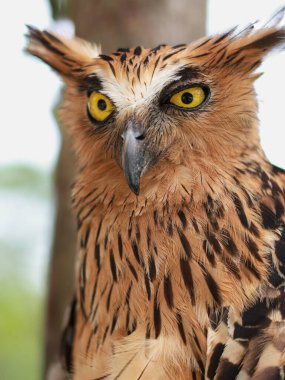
[26,11,285,380]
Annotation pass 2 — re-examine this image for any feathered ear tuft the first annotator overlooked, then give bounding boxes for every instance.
[263,6,285,28]
[223,8,285,74]
[193,9,285,76]
[25,26,101,80]
[250,29,285,51]
[228,26,285,74]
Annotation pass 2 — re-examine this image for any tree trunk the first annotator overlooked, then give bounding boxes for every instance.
[45,109,77,379]
[70,0,206,50]
[45,1,206,378]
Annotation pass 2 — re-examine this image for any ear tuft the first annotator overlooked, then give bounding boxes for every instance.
[263,6,285,28]
[26,26,100,80]
[230,26,285,75]
[190,9,285,77]
[238,28,285,53]
[227,8,285,73]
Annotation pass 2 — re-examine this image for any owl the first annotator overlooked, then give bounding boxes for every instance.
[27,8,285,380]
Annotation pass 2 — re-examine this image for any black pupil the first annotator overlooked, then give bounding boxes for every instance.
[181,92,193,104]
[98,99,107,111]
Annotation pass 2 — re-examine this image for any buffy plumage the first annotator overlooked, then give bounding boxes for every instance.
[27,9,285,380]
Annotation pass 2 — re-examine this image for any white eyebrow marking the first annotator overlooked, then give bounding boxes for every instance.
[93,60,189,112]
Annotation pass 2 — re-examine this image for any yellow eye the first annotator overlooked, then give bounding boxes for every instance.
[169,87,206,109]
[88,91,114,122]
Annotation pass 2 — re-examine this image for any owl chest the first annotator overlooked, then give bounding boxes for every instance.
[73,190,276,378]
[76,204,242,363]
[77,210,213,343]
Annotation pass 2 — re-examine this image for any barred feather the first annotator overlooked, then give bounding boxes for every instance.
[27,8,285,380]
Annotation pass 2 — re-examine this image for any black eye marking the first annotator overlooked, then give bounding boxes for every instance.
[79,74,102,93]
[98,99,107,111]
[181,92,193,105]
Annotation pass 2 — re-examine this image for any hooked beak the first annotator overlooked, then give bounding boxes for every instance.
[121,118,149,195]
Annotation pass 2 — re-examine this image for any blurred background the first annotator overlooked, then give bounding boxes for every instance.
[1,1,285,379]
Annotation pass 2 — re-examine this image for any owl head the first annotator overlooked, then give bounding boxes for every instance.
[27,11,285,196]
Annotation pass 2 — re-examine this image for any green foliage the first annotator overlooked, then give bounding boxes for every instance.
[0,283,44,380]
[49,0,71,19]
[0,163,51,379]
[0,164,52,198]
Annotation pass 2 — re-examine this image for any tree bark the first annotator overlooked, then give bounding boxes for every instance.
[45,109,77,379]
[45,1,206,378]
[70,0,206,50]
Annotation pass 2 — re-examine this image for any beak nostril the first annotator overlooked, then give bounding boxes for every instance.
[135,134,145,141]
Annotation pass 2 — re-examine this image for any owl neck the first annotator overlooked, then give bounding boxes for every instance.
[74,146,267,210]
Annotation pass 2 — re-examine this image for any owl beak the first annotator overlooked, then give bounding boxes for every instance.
[121,118,147,195]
